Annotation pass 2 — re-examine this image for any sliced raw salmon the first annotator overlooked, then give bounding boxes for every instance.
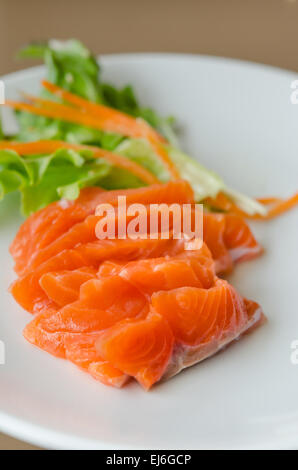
[96,311,174,390]
[203,212,262,273]
[98,243,215,296]
[24,313,129,388]
[11,179,265,390]
[23,208,261,279]
[41,275,148,334]
[63,333,129,387]
[11,237,186,312]
[203,213,232,273]
[39,267,97,307]
[11,187,106,275]
[11,180,194,276]
[28,275,148,336]
[223,214,263,263]
[88,361,129,388]
[163,294,265,380]
[151,279,247,346]
[23,308,66,358]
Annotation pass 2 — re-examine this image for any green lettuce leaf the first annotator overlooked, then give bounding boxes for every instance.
[0,150,34,199]
[0,148,110,215]
[116,138,169,182]
[19,39,102,102]
[16,39,176,145]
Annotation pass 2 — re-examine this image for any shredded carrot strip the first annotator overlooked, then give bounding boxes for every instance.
[257,197,281,205]
[6,92,179,179]
[0,140,159,185]
[140,120,180,179]
[41,81,180,179]
[42,80,164,142]
[5,99,116,133]
[21,92,147,138]
[205,191,298,219]
[265,193,298,219]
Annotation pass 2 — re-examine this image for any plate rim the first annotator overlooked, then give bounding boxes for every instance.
[1,51,297,83]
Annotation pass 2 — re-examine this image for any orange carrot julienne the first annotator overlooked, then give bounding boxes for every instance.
[5,99,116,133]
[42,80,165,142]
[139,119,180,179]
[205,191,298,219]
[264,193,298,219]
[41,81,180,179]
[21,92,147,139]
[6,92,179,179]
[42,80,164,143]
[0,140,160,185]
[257,197,282,205]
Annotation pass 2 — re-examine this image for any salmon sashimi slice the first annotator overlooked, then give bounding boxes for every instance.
[151,279,248,346]
[10,178,266,390]
[96,312,175,390]
[88,362,130,388]
[222,214,263,264]
[39,267,97,307]
[98,243,215,296]
[63,333,130,387]
[10,187,106,276]
[24,314,129,388]
[24,205,191,272]
[90,179,194,207]
[23,308,66,358]
[41,276,149,334]
[163,294,266,380]
[11,237,186,313]
[203,213,232,273]
[203,212,262,273]
[23,207,260,278]
[11,180,194,276]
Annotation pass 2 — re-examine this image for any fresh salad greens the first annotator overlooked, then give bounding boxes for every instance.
[0,39,267,217]
[0,148,110,214]
[16,39,176,146]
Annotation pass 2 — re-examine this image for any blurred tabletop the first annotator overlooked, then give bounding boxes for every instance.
[0,0,298,450]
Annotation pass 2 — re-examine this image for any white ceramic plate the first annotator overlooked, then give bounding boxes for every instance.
[0,54,297,450]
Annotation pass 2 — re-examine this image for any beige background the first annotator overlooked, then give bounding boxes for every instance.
[1,0,298,75]
[0,0,298,450]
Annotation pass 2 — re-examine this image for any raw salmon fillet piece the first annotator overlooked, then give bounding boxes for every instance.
[17,207,262,279]
[96,312,175,390]
[96,286,265,389]
[10,187,106,275]
[222,214,263,264]
[151,279,249,346]
[203,213,262,273]
[40,267,97,307]
[11,237,187,313]
[11,180,194,276]
[24,314,129,388]
[10,179,265,389]
[162,295,265,380]
[41,275,149,333]
[98,243,215,295]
